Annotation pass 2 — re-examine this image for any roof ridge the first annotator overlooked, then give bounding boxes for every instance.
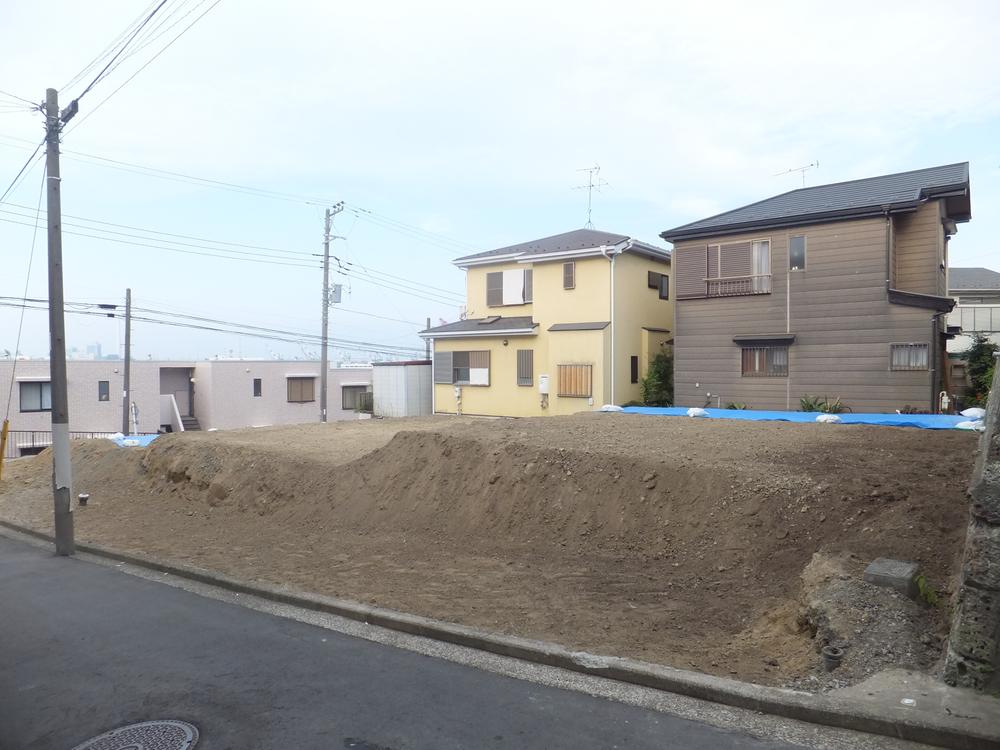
[784,161,969,196]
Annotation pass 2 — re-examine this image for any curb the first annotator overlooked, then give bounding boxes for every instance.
[2,519,994,750]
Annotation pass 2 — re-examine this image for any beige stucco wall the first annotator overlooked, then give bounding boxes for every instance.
[464,262,534,319]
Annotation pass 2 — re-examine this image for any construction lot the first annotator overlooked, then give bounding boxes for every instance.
[0,414,976,688]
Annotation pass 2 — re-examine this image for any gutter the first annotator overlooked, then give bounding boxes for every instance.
[600,239,633,406]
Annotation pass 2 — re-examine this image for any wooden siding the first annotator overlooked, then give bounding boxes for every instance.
[673,217,936,412]
[894,201,945,296]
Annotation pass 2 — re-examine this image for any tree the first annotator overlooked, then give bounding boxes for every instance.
[963,333,998,406]
[640,350,674,406]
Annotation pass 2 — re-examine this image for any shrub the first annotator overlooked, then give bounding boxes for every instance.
[725,402,749,410]
[963,333,998,407]
[640,351,674,407]
[800,394,848,413]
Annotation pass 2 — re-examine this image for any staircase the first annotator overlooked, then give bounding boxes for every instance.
[180,416,202,432]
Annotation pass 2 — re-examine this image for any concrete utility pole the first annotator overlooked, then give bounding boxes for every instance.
[319,201,344,422]
[425,317,431,359]
[122,287,132,434]
[45,87,74,556]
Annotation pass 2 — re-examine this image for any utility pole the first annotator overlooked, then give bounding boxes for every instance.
[122,287,132,434]
[425,317,431,359]
[319,201,344,422]
[45,87,74,556]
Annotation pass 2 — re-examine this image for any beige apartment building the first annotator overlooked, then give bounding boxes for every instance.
[0,359,371,455]
[661,163,970,413]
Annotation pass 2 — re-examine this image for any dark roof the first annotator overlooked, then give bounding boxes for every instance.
[371,360,431,367]
[548,321,610,331]
[454,228,669,265]
[662,163,970,241]
[733,333,797,345]
[950,267,1000,291]
[419,316,536,336]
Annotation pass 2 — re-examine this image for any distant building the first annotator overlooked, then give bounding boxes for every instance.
[947,267,1000,352]
[0,359,372,456]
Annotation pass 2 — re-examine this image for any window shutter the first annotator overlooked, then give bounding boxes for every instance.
[674,245,708,299]
[720,241,752,277]
[563,262,575,289]
[517,349,533,386]
[707,245,719,279]
[523,269,533,302]
[557,364,593,397]
[469,350,490,385]
[647,270,659,289]
[434,351,454,383]
[486,272,503,307]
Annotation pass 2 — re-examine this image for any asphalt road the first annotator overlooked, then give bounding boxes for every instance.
[0,535,803,750]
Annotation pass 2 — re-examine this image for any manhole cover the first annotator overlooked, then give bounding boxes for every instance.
[70,720,198,750]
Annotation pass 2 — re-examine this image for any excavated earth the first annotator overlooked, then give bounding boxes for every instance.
[0,413,977,687]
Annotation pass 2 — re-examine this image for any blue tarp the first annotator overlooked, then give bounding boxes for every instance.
[108,434,160,447]
[619,406,968,430]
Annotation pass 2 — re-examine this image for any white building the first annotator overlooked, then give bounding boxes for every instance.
[0,359,372,456]
[371,360,432,418]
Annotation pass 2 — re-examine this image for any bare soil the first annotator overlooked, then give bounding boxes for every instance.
[0,414,976,687]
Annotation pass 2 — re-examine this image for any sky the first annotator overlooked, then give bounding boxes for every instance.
[1,0,998,362]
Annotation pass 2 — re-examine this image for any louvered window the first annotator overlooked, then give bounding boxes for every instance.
[563,262,575,290]
[517,349,533,386]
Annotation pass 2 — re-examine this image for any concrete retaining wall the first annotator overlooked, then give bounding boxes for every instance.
[944,354,1000,690]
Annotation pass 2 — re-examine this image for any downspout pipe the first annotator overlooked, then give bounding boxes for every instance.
[600,239,633,406]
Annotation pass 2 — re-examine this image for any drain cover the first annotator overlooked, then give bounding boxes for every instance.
[70,720,198,750]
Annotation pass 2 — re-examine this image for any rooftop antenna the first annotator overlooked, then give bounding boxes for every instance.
[574,164,608,228]
[774,160,820,187]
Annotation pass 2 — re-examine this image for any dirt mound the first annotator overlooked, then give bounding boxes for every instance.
[0,415,976,686]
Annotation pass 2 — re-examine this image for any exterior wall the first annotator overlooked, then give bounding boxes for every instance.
[530,256,612,326]
[192,361,371,430]
[894,201,945,296]
[609,252,673,404]
[673,217,937,412]
[159,367,192,415]
[0,360,166,436]
[464,262,534,319]
[433,336,542,417]
[546,328,609,414]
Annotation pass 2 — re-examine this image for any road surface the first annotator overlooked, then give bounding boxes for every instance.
[0,534,803,749]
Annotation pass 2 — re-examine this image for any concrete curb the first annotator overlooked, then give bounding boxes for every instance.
[3,520,995,750]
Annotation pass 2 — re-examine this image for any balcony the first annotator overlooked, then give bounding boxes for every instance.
[705,274,772,297]
[949,305,1000,333]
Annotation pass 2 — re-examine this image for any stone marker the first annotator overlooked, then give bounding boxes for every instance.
[863,558,919,598]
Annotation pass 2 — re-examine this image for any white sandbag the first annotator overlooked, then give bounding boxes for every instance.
[816,414,842,424]
[687,407,709,418]
[960,407,986,419]
[600,404,624,412]
[956,420,986,431]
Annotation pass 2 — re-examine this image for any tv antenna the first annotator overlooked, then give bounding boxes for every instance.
[775,160,820,187]
[574,164,608,228]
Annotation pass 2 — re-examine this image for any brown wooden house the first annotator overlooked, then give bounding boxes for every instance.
[661,163,970,413]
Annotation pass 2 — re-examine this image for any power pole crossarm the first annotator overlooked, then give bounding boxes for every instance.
[45,87,74,555]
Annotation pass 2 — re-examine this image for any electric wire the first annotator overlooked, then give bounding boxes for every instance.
[3,165,46,420]
[0,138,45,205]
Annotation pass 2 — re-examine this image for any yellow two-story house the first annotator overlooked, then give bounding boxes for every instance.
[421,229,673,417]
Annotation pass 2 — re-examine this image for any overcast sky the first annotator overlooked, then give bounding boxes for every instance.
[2,0,998,361]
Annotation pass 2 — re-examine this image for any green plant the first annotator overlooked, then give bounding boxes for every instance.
[800,394,848,413]
[620,400,644,407]
[915,574,941,607]
[725,402,749,410]
[963,333,998,407]
[899,404,929,414]
[640,351,673,407]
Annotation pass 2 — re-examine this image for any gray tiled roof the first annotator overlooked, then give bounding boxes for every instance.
[420,316,536,336]
[949,267,1000,291]
[454,229,669,264]
[662,163,970,241]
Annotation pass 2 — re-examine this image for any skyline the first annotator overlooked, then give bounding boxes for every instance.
[2,0,998,360]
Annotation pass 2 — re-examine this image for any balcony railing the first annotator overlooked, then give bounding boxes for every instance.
[705,274,772,297]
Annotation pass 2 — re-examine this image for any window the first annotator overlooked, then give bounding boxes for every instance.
[19,381,52,412]
[486,269,532,306]
[741,346,788,377]
[563,262,576,290]
[517,349,533,386]
[751,240,771,293]
[658,274,670,300]
[557,364,593,397]
[890,343,929,371]
[98,380,110,402]
[630,356,639,384]
[342,385,368,410]
[286,376,315,402]
[647,271,669,299]
[253,378,262,397]
[434,350,490,385]
[789,235,806,271]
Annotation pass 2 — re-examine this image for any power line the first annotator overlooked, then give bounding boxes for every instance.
[0,138,45,205]
[66,0,224,135]
[0,89,38,108]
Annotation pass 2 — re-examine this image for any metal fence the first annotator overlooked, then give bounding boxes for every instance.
[1,430,153,460]
[357,391,374,414]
